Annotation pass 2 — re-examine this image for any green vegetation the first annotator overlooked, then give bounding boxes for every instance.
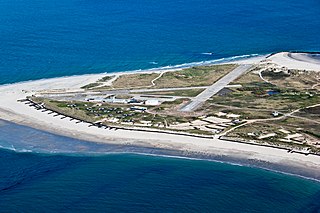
[262,69,320,91]
[302,106,320,114]
[30,97,210,134]
[295,106,320,123]
[274,117,320,139]
[261,70,290,80]
[90,64,236,90]
[154,64,236,88]
[81,83,102,89]
[153,98,189,112]
[107,73,159,89]
[31,63,320,152]
[97,75,114,82]
[31,97,98,122]
[204,80,320,118]
[115,94,133,99]
[226,121,320,153]
[80,76,115,90]
[134,88,205,97]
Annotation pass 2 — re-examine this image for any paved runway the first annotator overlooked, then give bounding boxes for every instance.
[180,64,252,112]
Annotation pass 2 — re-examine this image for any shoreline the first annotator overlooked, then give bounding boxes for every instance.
[1,106,320,181]
[19,97,320,157]
[268,52,320,71]
[0,52,320,181]
[1,117,320,182]
[2,50,318,88]
[0,53,267,88]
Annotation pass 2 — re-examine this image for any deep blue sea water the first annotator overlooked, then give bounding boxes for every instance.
[1,150,320,213]
[0,120,320,212]
[0,0,320,84]
[1,0,320,212]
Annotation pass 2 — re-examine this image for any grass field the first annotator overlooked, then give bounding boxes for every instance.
[202,68,320,119]
[206,89,319,112]
[263,69,320,91]
[110,73,159,89]
[133,88,205,97]
[85,64,237,90]
[273,117,320,139]
[227,120,320,153]
[153,64,236,88]
[31,97,99,122]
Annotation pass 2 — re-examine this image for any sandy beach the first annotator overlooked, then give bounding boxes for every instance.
[269,52,320,71]
[0,54,320,180]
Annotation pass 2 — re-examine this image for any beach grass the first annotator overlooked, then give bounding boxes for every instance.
[97,75,115,82]
[88,64,237,90]
[153,64,236,88]
[132,88,205,97]
[81,82,103,89]
[103,73,159,89]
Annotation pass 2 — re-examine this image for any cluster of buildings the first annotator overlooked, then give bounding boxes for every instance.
[85,96,160,106]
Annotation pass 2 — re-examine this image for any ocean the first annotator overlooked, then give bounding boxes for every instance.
[0,0,320,212]
[0,121,320,212]
[0,0,320,84]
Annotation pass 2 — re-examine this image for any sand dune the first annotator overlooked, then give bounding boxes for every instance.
[269,52,320,71]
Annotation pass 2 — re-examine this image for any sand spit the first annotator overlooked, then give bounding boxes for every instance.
[269,52,320,71]
[0,54,319,179]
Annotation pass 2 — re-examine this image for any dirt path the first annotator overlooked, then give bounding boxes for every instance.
[219,103,320,136]
[151,71,167,86]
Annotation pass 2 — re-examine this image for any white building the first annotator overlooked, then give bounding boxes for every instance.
[145,99,159,106]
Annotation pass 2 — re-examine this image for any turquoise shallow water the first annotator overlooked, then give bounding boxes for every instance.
[1,0,320,211]
[0,120,320,212]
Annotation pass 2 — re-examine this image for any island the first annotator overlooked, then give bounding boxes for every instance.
[0,52,319,178]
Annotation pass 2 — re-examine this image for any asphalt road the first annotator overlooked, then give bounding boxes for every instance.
[39,65,250,106]
[180,64,252,112]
